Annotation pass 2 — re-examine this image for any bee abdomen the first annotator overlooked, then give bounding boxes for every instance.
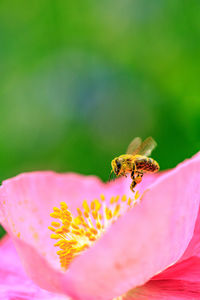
[135,157,159,173]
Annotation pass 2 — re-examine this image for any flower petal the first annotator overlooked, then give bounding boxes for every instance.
[0,172,142,298]
[129,240,200,299]
[0,172,107,269]
[152,256,200,283]
[0,236,68,300]
[64,153,200,299]
[122,278,200,299]
[179,204,200,261]
[0,153,199,300]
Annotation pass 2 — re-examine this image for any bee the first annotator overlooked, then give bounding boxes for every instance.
[110,137,160,192]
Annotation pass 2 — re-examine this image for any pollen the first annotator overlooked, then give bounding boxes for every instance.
[49,192,141,270]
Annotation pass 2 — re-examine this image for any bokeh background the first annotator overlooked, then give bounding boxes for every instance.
[0,1,200,237]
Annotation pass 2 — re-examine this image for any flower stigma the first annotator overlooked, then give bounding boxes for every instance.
[49,191,141,270]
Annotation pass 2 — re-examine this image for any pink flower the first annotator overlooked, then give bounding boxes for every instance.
[0,236,67,299]
[0,152,200,300]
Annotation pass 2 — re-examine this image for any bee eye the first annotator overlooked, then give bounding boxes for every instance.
[116,160,121,168]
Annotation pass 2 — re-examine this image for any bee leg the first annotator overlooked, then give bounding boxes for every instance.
[135,172,143,184]
[130,180,137,193]
[131,162,136,178]
[120,171,126,177]
[130,171,143,193]
[130,163,137,192]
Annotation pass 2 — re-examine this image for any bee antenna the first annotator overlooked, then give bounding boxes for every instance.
[109,170,113,181]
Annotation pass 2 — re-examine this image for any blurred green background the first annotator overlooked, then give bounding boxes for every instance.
[0,1,200,237]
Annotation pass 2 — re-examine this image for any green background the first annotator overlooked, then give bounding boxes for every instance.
[0,1,200,237]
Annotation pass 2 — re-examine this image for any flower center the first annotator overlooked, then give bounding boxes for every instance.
[49,192,140,270]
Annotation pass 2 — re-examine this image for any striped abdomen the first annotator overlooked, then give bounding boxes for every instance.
[135,156,159,173]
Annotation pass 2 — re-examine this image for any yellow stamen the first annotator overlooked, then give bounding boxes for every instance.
[51,234,61,239]
[53,207,61,212]
[105,207,112,220]
[128,197,132,206]
[50,212,60,218]
[115,195,120,202]
[135,190,140,200]
[60,202,68,210]
[121,195,127,202]
[50,192,141,270]
[48,226,57,232]
[51,221,60,227]
[110,196,115,204]
[113,204,121,217]
[100,194,105,201]
[83,200,90,212]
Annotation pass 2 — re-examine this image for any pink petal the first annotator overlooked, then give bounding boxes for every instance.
[154,151,200,267]
[179,204,200,262]
[0,236,68,299]
[122,278,200,299]
[128,247,200,299]
[127,153,200,299]
[0,172,137,297]
[0,153,199,300]
[64,153,200,299]
[152,256,200,283]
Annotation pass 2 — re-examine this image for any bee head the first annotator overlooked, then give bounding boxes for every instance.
[111,158,122,176]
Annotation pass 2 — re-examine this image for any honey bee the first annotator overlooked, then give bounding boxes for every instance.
[110,137,160,192]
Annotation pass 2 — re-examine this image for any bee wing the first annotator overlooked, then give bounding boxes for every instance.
[126,137,142,155]
[136,136,157,156]
[126,136,157,156]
